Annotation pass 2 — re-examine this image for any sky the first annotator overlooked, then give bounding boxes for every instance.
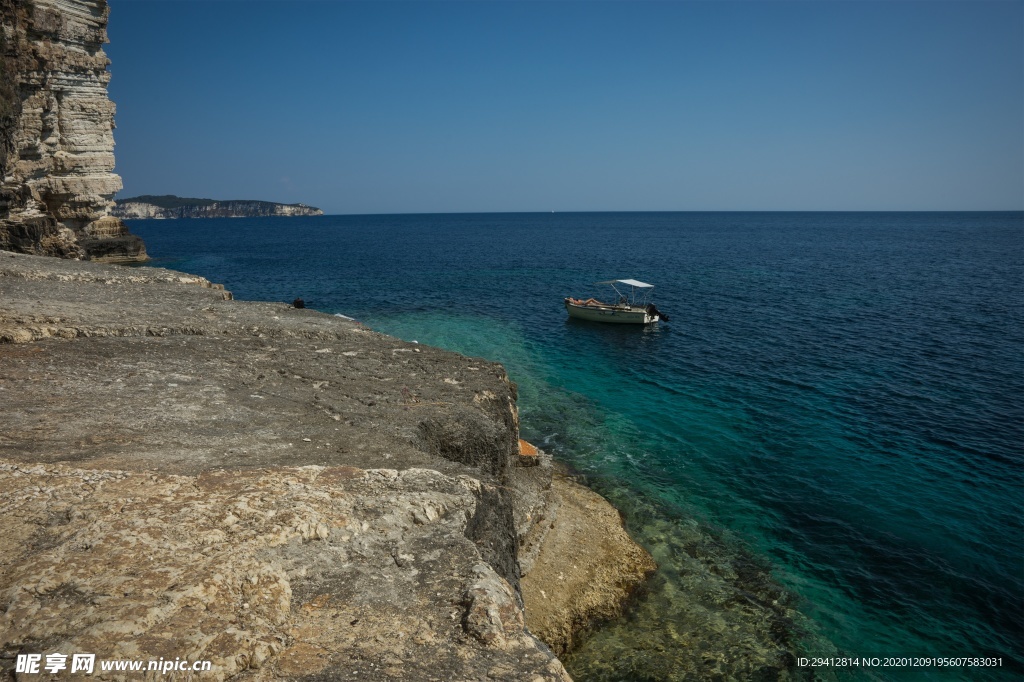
[106,0,1024,214]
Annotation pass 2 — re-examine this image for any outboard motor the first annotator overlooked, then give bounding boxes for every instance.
[646,303,669,322]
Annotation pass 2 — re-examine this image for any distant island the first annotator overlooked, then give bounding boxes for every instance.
[112,195,324,219]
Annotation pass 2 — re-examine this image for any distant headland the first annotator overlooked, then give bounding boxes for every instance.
[112,195,324,219]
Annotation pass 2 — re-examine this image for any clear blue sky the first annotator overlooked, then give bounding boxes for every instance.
[106,1,1023,214]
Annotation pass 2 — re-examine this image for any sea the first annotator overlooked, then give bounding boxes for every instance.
[127,212,1023,681]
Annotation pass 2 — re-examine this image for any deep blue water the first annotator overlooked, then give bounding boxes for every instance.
[129,212,1023,679]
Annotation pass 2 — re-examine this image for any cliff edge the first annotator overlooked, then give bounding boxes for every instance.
[0,0,145,263]
[0,252,655,680]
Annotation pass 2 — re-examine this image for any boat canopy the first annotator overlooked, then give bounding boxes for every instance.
[598,279,654,288]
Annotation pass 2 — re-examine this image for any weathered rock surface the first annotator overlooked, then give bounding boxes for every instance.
[0,0,145,262]
[1,463,570,681]
[113,196,325,220]
[520,475,658,655]
[0,252,655,680]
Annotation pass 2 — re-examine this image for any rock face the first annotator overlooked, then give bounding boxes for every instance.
[0,252,655,681]
[520,475,658,655]
[113,195,325,219]
[0,0,146,263]
[1,463,568,681]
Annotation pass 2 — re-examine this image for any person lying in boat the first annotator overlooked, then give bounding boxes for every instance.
[569,297,607,307]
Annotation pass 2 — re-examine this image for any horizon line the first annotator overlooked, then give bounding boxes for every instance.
[298,209,1024,217]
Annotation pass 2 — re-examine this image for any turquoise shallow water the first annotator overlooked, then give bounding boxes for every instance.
[130,212,1023,679]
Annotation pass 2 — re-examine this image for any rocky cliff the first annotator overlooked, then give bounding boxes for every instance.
[0,0,145,263]
[0,252,656,681]
[113,195,325,220]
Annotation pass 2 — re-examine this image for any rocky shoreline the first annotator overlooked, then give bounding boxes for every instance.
[112,197,324,220]
[0,251,655,681]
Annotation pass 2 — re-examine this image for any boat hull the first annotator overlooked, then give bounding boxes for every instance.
[565,300,657,324]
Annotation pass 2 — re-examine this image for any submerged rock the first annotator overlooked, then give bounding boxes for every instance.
[560,491,812,681]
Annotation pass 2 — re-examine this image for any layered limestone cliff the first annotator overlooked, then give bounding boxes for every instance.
[0,0,145,262]
[0,252,656,681]
[113,195,325,219]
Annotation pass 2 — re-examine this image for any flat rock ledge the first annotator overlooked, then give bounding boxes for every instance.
[0,252,654,681]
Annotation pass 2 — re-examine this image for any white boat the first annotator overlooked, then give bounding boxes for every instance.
[564,279,668,325]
